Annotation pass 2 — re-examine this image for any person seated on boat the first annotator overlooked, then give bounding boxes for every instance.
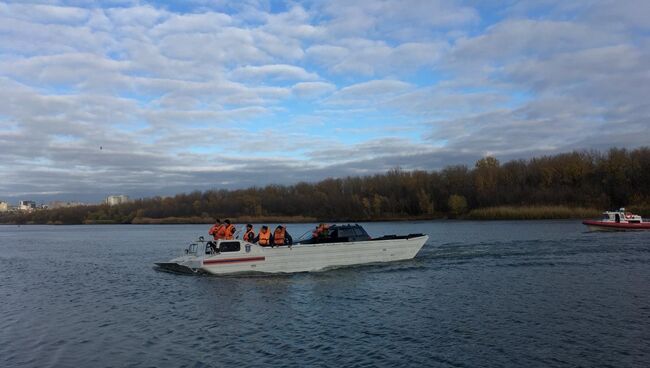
[255,225,272,246]
[208,219,223,241]
[242,224,255,243]
[273,225,293,247]
[312,223,330,241]
[207,241,219,254]
[223,219,236,240]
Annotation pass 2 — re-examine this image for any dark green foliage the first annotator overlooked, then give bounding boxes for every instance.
[2,147,649,224]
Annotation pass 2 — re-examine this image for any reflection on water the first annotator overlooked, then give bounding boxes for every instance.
[1,221,649,367]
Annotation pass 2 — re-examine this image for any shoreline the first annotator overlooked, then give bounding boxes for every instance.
[0,205,620,225]
[1,213,604,226]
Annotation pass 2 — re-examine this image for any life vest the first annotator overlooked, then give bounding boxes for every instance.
[215,224,227,240]
[209,224,224,240]
[258,230,271,246]
[243,229,255,242]
[224,224,236,240]
[273,227,286,246]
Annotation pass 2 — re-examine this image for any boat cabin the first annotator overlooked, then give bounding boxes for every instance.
[303,224,372,244]
[184,237,252,256]
[601,208,643,224]
[301,224,425,244]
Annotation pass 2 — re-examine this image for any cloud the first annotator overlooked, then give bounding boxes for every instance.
[261,4,324,39]
[106,5,166,27]
[149,12,232,37]
[505,45,650,101]
[1,53,128,89]
[0,3,89,24]
[0,0,648,203]
[448,19,624,67]
[307,39,446,76]
[231,64,320,81]
[325,80,414,106]
[291,81,336,98]
[318,0,478,40]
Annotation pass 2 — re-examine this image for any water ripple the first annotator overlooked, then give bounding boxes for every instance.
[1,222,649,367]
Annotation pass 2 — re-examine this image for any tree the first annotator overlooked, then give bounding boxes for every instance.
[447,195,468,217]
[474,156,500,207]
[417,189,434,215]
[3,147,650,224]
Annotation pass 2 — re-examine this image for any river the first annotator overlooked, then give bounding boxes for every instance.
[1,221,649,367]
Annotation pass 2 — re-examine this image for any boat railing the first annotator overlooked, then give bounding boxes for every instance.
[185,242,198,255]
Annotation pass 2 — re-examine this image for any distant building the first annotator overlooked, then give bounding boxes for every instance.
[0,201,8,212]
[106,195,130,206]
[48,201,85,209]
[19,200,36,211]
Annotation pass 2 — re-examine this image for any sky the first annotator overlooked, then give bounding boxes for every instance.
[0,0,649,203]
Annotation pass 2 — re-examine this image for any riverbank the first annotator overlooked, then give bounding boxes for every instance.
[123,206,609,223]
[0,205,617,225]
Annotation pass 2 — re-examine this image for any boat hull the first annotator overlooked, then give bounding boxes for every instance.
[582,220,650,231]
[162,235,428,275]
[154,262,201,274]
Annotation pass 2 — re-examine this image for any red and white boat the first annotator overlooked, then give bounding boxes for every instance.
[582,208,650,231]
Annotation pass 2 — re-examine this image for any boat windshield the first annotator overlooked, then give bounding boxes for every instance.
[218,241,241,252]
[303,224,371,244]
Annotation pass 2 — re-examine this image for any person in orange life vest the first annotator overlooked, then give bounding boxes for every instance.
[214,220,228,239]
[272,225,293,247]
[254,225,271,246]
[312,223,329,239]
[223,219,236,240]
[208,219,223,240]
[207,219,222,253]
[242,224,255,243]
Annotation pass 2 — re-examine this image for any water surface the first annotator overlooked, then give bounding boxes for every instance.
[1,221,649,367]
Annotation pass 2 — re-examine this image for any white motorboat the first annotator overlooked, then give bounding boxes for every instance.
[155,224,428,275]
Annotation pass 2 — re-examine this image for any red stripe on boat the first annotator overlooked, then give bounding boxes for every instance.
[582,220,650,229]
[203,256,266,265]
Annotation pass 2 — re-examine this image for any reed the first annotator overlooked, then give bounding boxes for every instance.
[626,205,650,218]
[467,206,601,220]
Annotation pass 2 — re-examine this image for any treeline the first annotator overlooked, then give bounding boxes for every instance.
[2,147,650,225]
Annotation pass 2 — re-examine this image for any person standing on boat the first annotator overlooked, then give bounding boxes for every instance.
[223,219,236,240]
[208,219,223,240]
[242,224,255,243]
[207,219,223,253]
[255,225,271,246]
[272,225,293,247]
